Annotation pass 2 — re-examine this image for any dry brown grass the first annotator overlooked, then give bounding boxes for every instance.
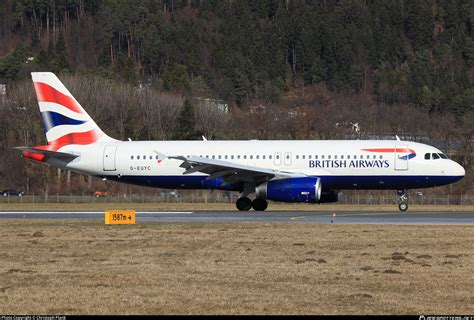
[0,202,473,211]
[0,220,472,314]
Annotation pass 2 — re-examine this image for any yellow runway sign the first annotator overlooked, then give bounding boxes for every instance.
[105,210,136,225]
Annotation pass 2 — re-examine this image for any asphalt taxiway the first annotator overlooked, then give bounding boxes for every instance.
[0,210,473,224]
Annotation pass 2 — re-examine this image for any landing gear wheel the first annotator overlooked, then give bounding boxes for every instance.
[398,202,408,212]
[252,198,268,211]
[397,189,409,212]
[236,197,252,211]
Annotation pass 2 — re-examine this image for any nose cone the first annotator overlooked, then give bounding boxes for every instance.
[450,161,465,181]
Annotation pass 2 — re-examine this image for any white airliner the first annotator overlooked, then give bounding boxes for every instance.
[16,73,465,211]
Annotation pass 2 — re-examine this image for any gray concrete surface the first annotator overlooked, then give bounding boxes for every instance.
[0,210,473,224]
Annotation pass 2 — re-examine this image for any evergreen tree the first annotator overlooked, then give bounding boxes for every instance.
[162,64,190,93]
[405,0,433,50]
[174,99,197,140]
[0,46,26,81]
[464,37,474,66]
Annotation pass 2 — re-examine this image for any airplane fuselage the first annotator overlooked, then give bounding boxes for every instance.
[55,139,465,191]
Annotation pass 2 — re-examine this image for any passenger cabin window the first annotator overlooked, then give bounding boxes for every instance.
[137,156,140,160]
[131,156,134,160]
[296,155,299,160]
[269,155,272,159]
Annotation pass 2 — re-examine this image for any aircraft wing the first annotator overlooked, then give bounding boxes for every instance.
[156,151,307,186]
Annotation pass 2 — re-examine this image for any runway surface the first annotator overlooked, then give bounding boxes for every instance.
[0,210,473,224]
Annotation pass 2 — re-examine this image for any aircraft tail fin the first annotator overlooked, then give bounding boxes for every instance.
[31,72,116,149]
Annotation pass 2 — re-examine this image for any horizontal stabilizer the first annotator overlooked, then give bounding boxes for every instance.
[15,147,79,160]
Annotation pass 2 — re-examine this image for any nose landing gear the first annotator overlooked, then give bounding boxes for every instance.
[397,189,409,211]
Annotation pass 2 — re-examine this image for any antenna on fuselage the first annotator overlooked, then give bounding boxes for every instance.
[202,136,208,141]
[395,135,400,141]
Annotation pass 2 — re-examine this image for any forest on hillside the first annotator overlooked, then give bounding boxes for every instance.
[1,0,474,113]
[0,0,472,196]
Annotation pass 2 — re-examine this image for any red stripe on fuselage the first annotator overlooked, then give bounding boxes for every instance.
[34,82,82,113]
[362,148,416,154]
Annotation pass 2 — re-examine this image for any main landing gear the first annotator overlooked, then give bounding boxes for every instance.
[397,189,409,212]
[236,197,268,211]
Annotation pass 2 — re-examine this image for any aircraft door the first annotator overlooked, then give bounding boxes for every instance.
[284,152,292,166]
[394,145,408,171]
[103,145,117,171]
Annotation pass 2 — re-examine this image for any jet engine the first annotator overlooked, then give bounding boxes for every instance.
[318,190,340,203]
[255,177,321,203]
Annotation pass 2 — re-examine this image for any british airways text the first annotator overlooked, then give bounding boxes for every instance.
[309,160,390,169]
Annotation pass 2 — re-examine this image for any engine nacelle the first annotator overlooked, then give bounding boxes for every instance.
[318,190,340,203]
[255,177,322,203]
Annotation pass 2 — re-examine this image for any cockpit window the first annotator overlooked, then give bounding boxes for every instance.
[439,153,448,159]
[424,153,431,160]
[432,153,440,159]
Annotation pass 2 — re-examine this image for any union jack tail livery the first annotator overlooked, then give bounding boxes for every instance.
[32,72,114,149]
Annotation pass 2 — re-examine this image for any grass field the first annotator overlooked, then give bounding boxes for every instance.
[0,202,473,211]
[0,219,472,314]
